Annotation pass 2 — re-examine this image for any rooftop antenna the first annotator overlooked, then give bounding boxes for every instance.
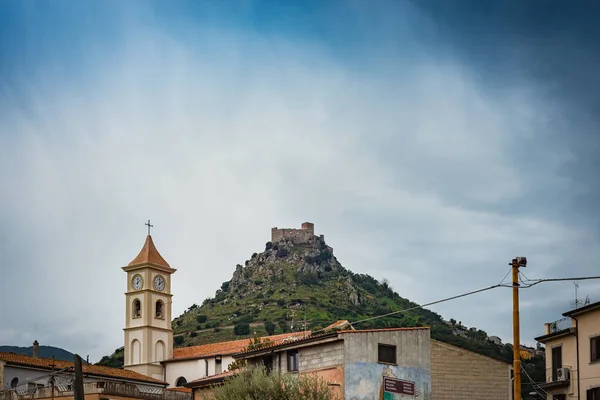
[584,294,590,306]
[571,282,582,309]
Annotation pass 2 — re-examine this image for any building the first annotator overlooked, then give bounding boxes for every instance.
[185,322,512,400]
[519,345,535,360]
[0,348,191,400]
[534,300,600,400]
[489,336,503,345]
[226,327,432,400]
[160,332,306,387]
[430,340,511,400]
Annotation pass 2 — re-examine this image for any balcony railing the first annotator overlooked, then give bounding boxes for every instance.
[0,382,191,400]
[547,317,572,333]
[539,365,575,389]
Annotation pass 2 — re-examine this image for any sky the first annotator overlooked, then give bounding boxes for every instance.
[1,0,599,363]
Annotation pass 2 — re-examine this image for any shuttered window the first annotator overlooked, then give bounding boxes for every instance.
[378,344,397,364]
[591,336,600,362]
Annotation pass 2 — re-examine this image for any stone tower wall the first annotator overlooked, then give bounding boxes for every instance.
[271,222,318,243]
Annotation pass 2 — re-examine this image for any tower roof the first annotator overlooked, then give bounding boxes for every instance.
[128,235,171,268]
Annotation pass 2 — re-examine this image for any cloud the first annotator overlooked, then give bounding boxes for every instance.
[1,1,599,361]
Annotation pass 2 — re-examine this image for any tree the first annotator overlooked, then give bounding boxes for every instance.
[265,321,276,335]
[211,366,339,400]
[228,335,272,372]
[197,315,208,323]
[233,322,250,336]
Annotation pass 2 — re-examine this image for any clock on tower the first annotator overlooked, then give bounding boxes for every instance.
[122,228,177,381]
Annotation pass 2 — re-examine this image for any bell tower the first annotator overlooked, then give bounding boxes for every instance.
[123,227,176,380]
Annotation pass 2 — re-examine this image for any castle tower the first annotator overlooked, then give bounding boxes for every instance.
[122,234,176,380]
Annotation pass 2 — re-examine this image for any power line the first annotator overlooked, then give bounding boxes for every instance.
[312,274,600,333]
[343,283,512,329]
[521,366,547,398]
[518,275,600,288]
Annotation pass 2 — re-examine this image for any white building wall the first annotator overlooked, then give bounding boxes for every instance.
[164,355,236,387]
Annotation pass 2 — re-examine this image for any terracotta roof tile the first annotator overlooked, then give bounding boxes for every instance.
[128,235,170,268]
[166,387,192,393]
[185,371,239,388]
[0,352,166,385]
[323,320,353,331]
[168,332,307,361]
[234,326,431,356]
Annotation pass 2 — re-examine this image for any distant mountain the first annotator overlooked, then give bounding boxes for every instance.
[0,345,75,362]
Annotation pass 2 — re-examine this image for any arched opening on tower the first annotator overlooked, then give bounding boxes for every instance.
[176,377,187,387]
[133,299,141,318]
[155,300,164,319]
[131,339,141,364]
[155,340,165,362]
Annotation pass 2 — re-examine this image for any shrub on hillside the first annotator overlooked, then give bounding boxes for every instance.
[233,322,250,336]
[196,315,208,323]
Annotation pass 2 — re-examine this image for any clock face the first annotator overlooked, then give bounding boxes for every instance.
[154,275,165,291]
[132,274,143,290]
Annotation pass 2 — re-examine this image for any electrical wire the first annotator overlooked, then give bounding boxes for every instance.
[518,275,600,288]
[350,283,509,326]
[521,365,547,398]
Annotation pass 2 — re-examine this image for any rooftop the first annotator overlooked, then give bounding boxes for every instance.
[562,299,600,317]
[184,370,236,389]
[165,332,308,362]
[0,352,166,385]
[127,235,171,269]
[0,382,190,400]
[234,325,430,358]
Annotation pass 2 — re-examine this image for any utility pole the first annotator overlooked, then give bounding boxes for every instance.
[73,354,84,400]
[50,356,55,400]
[511,257,527,400]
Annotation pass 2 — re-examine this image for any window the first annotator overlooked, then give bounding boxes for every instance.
[591,336,600,362]
[133,299,141,318]
[155,300,164,319]
[175,377,187,387]
[287,350,299,372]
[263,356,274,375]
[552,346,562,382]
[215,355,222,374]
[378,344,397,365]
[587,387,600,400]
[553,394,566,400]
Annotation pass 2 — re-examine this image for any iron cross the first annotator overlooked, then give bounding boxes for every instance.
[145,220,153,236]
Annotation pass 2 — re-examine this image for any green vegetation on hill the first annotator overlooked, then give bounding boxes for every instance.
[0,345,75,362]
[99,233,545,393]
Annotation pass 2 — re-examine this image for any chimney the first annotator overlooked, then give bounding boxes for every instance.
[33,340,39,359]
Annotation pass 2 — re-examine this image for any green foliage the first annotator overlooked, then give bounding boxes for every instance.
[233,323,250,336]
[189,331,198,337]
[277,299,286,306]
[264,321,276,335]
[96,349,124,368]
[211,366,339,400]
[174,336,185,346]
[197,315,208,323]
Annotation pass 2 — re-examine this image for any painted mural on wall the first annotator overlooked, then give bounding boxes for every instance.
[345,363,431,400]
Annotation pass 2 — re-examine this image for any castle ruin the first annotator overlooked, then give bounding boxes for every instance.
[271,222,321,243]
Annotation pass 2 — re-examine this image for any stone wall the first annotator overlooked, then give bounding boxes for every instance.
[430,340,511,400]
[271,222,318,243]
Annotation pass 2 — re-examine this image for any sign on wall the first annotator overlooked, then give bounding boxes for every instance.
[383,377,415,396]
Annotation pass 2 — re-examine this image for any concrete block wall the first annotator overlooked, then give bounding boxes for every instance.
[298,341,344,371]
[430,340,511,400]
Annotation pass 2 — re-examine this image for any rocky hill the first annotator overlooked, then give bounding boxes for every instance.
[170,233,516,362]
[97,227,546,397]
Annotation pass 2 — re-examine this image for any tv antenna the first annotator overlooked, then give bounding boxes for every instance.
[571,282,583,309]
